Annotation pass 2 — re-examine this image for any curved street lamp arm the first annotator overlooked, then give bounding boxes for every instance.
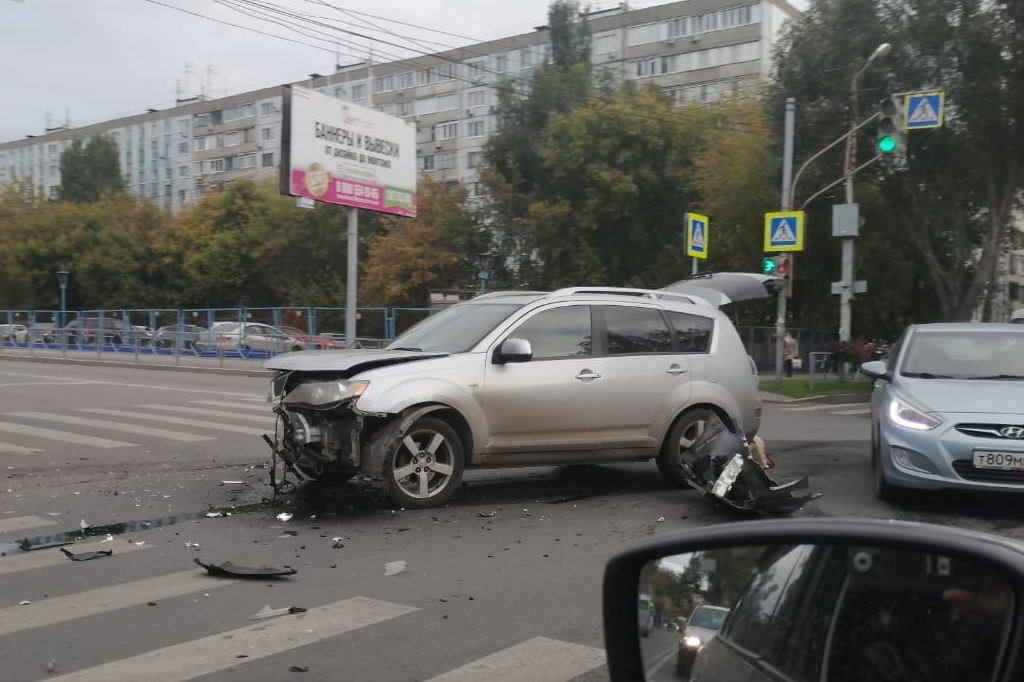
[789,111,881,209]
[799,154,882,211]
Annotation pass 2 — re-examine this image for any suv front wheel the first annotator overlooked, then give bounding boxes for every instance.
[382,417,464,509]
[656,408,712,486]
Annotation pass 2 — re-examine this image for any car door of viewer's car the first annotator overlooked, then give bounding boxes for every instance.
[481,304,605,454]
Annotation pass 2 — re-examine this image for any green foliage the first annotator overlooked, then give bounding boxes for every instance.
[57,135,125,204]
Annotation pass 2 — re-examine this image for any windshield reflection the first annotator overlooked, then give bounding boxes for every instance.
[386,303,523,353]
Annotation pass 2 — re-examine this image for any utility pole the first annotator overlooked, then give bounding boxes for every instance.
[775,97,795,389]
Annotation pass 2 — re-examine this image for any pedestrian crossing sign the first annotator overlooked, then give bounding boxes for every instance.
[686,212,709,259]
[904,91,944,129]
[764,211,805,252]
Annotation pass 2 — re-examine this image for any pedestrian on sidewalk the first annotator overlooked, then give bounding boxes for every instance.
[783,331,799,377]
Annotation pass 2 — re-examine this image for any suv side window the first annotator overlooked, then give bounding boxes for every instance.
[602,306,672,354]
[510,306,592,359]
[667,311,714,353]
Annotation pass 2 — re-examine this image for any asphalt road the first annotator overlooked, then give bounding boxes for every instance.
[1,358,1023,682]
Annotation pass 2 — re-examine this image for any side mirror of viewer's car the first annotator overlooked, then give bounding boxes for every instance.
[603,519,1024,682]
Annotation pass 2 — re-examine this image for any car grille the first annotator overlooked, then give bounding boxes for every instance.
[952,460,1024,484]
[956,423,1024,440]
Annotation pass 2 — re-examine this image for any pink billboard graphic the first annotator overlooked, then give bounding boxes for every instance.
[291,170,416,217]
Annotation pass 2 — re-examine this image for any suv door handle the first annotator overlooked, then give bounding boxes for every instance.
[667,365,688,376]
[575,370,602,380]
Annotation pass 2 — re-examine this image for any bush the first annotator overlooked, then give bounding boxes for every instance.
[823,337,873,364]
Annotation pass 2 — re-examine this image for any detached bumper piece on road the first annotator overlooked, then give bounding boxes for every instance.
[683,413,820,515]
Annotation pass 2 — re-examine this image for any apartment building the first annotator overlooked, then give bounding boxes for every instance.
[0,0,801,214]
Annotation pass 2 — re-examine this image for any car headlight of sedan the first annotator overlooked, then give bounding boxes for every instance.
[684,636,702,649]
[282,380,370,407]
[888,397,941,431]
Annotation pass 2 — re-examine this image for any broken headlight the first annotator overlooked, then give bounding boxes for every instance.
[282,380,369,407]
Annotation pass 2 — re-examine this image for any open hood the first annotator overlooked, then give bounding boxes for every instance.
[264,349,448,373]
[662,272,783,307]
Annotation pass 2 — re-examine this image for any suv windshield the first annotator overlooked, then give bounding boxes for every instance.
[387,303,524,353]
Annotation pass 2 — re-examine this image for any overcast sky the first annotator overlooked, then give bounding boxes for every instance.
[0,0,806,143]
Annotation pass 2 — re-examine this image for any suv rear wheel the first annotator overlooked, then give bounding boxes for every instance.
[656,408,711,486]
[384,417,464,509]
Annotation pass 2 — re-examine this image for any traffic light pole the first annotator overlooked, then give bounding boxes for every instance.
[775,97,795,390]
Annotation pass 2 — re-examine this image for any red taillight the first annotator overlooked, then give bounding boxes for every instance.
[755,407,763,418]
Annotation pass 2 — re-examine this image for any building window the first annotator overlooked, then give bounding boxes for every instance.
[209,158,224,172]
[467,151,483,168]
[238,153,256,169]
[417,154,435,171]
[178,119,189,132]
[352,83,367,101]
[467,181,483,197]
[261,127,275,142]
[435,151,457,170]
[373,74,395,93]
[178,165,189,178]
[466,59,487,81]
[495,53,507,72]
[260,102,275,117]
[435,122,458,140]
[178,141,189,155]
[194,137,208,152]
[520,47,533,67]
[467,90,487,108]
[220,131,240,147]
[262,152,274,167]
[222,103,256,121]
[467,120,486,137]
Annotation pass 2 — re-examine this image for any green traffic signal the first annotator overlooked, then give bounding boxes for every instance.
[762,257,776,274]
[878,135,897,153]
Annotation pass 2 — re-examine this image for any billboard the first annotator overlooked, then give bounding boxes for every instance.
[280,85,417,217]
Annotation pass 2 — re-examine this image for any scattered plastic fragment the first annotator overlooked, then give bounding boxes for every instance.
[194,558,297,578]
[478,511,498,518]
[276,513,293,522]
[101,534,114,543]
[332,537,345,549]
[222,481,246,485]
[19,600,31,606]
[61,548,113,562]
[186,541,200,548]
[206,512,224,518]
[250,605,308,620]
[133,541,146,547]
[657,517,666,523]
[79,519,90,531]
[288,666,309,673]
[384,560,412,576]
[18,538,73,552]
[46,659,57,674]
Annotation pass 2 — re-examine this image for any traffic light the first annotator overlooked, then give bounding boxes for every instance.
[877,97,906,157]
[762,255,790,277]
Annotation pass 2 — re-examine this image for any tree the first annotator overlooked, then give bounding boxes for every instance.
[361,178,483,306]
[770,0,1024,327]
[57,135,125,203]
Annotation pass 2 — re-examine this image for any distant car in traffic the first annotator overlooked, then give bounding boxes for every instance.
[60,317,153,346]
[195,322,306,353]
[278,325,337,350]
[0,323,28,343]
[676,604,729,678]
[154,324,207,349]
[861,322,1024,501]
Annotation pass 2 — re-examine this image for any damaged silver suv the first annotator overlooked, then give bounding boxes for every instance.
[264,287,762,509]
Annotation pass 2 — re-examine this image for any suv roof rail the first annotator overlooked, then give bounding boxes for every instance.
[472,291,549,300]
[547,287,711,307]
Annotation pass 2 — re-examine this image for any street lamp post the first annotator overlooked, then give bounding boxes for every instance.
[839,42,891,342]
[475,253,494,295]
[56,270,69,330]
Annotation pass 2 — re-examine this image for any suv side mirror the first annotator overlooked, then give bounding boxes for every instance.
[603,519,1024,682]
[494,338,533,364]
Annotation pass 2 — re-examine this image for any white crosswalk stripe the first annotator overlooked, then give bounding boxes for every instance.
[43,597,417,682]
[0,421,135,448]
[0,441,41,454]
[779,404,871,417]
[0,515,57,534]
[7,412,215,442]
[0,570,236,636]
[0,539,150,576]
[424,637,605,682]
[80,408,268,436]
[136,404,273,423]
[191,399,273,412]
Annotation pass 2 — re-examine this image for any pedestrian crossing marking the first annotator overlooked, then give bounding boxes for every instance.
[0,540,150,576]
[0,440,41,454]
[0,421,135,448]
[81,408,268,436]
[908,97,938,125]
[831,407,872,416]
[138,404,273,423]
[42,597,417,682]
[424,636,606,682]
[192,400,272,412]
[780,404,850,412]
[0,570,236,636]
[771,219,796,244]
[7,412,215,443]
[0,515,58,534]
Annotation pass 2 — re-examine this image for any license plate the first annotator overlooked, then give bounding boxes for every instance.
[973,451,1024,470]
